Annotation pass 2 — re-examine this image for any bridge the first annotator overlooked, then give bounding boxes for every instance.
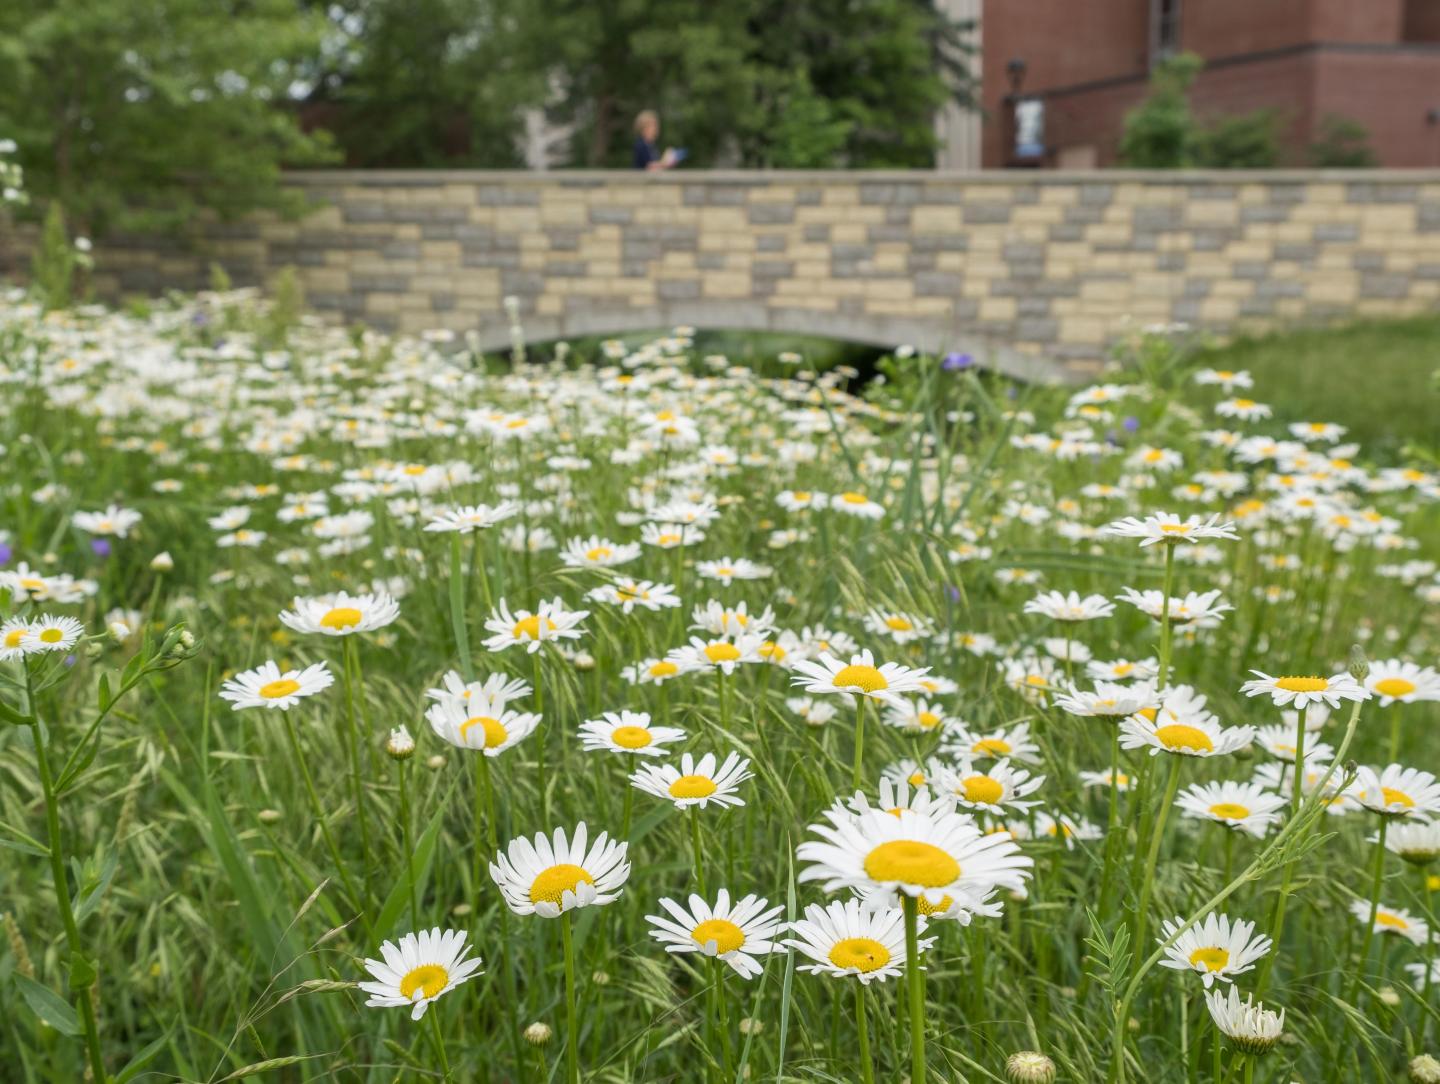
[76,169,1440,382]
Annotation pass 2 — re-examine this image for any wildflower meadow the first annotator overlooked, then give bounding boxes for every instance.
[2,286,1439,1084]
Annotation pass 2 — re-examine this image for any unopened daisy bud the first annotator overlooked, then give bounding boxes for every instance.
[385,725,415,761]
[426,754,445,771]
[452,903,472,918]
[1006,1051,1056,1084]
[150,551,174,572]
[1380,985,1401,1007]
[257,809,282,824]
[107,620,131,642]
[739,1017,764,1036]
[1411,1054,1440,1083]
[524,1021,553,1046]
[591,969,610,986]
[573,652,596,672]
[1349,645,1370,682]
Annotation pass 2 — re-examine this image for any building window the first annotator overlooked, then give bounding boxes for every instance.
[1151,0,1182,63]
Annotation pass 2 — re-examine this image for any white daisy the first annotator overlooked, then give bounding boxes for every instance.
[422,502,521,533]
[559,535,642,569]
[1240,670,1370,711]
[646,890,785,978]
[278,591,400,637]
[629,752,753,810]
[783,899,932,984]
[22,614,85,654]
[1157,912,1272,987]
[482,598,589,654]
[1365,660,1440,706]
[578,711,686,757]
[358,928,483,1020]
[1204,986,1284,1055]
[425,694,541,756]
[1348,765,1440,819]
[1102,512,1239,546]
[1349,900,1429,945]
[1176,780,1287,838]
[790,650,932,707]
[490,822,631,918]
[219,660,334,711]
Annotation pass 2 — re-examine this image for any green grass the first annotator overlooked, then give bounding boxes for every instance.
[1192,316,1440,453]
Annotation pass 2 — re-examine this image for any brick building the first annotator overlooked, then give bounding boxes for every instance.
[937,0,1440,169]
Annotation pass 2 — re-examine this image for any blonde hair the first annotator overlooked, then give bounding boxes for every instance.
[634,110,658,135]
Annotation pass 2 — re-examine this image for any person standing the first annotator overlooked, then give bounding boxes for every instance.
[633,110,679,171]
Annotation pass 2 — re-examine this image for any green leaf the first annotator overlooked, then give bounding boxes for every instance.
[68,952,98,991]
[113,1032,170,1084]
[13,973,82,1035]
[0,698,32,726]
[372,789,449,941]
[74,846,119,925]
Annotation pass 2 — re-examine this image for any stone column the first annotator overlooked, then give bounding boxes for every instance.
[933,0,983,170]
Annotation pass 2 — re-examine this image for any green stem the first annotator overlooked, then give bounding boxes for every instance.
[448,534,474,681]
[26,664,107,1084]
[852,695,867,792]
[904,894,925,1084]
[1349,817,1389,1005]
[712,959,734,1080]
[561,912,579,1084]
[1133,755,1182,955]
[427,1005,453,1081]
[1157,542,1176,690]
[340,637,375,907]
[398,759,418,926]
[689,807,708,896]
[282,714,367,928]
[856,982,874,1084]
[1290,706,1307,817]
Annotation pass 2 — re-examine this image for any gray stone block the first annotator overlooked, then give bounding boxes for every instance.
[803,224,831,242]
[756,234,786,252]
[589,206,633,225]
[963,201,1012,224]
[747,203,794,224]
[657,278,701,300]
[1360,274,1409,299]
[1313,223,1359,242]
[914,272,962,296]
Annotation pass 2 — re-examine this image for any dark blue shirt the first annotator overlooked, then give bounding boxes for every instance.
[633,137,659,170]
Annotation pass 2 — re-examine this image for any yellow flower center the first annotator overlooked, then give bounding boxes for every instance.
[839,492,868,504]
[916,894,953,916]
[512,615,557,640]
[1375,678,1417,699]
[885,617,913,632]
[1377,911,1409,930]
[320,606,363,630]
[1189,947,1230,973]
[398,963,449,1001]
[460,716,508,749]
[669,774,718,799]
[691,918,745,954]
[1274,676,1327,693]
[758,641,786,660]
[529,863,594,906]
[972,738,1011,756]
[4,629,29,648]
[1233,398,1256,409]
[1154,724,1213,752]
[1208,802,1250,820]
[585,546,613,562]
[863,840,959,887]
[704,642,741,663]
[917,711,940,729]
[610,725,652,749]
[1159,523,1191,533]
[828,937,891,973]
[961,775,1004,805]
[1381,787,1415,809]
[38,628,64,644]
[658,533,682,546]
[648,661,678,678]
[792,491,811,502]
[832,664,888,693]
[259,679,301,699]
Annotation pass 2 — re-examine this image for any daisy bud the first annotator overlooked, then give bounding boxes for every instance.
[573,652,596,672]
[426,754,445,771]
[384,725,415,761]
[150,551,174,572]
[1349,645,1370,682]
[257,809,282,824]
[1006,1051,1056,1084]
[591,969,610,986]
[1412,1055,1440,1084]
[739,1017,763,1036]
[452,903,472,918]
[524,1021,553,1046]
[107,620,131,642]
[1380,986,1401,1008]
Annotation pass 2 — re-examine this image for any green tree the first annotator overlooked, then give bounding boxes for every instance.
[1309,114,1377,168]
[0,0,337,235]
[1195,109,1281,168]
[1118,52,1203,168]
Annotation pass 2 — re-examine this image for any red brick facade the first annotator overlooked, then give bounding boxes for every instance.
[980,0,1440,167]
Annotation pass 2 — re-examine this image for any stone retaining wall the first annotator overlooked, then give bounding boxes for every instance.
[17,169,1440,380]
